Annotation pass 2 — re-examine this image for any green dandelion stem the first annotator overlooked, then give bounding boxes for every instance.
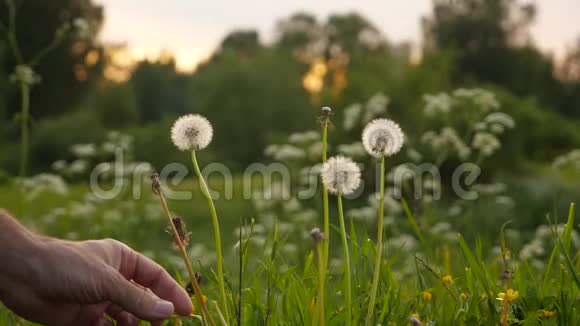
[337,194,352,326]
[365,156,385,326]
[18,81,30,178]
[321,117,330,300]
[154,181,214,325]
[315,240,325,326]
[192,150,229,322]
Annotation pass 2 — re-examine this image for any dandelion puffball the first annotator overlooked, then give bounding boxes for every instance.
[362,118,404,158]
[171,114,213,151]
[321,156,361,195]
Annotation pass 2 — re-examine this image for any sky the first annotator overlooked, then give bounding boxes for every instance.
[95,0,580,72]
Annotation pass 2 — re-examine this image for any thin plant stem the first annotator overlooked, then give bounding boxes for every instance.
[212,301,228,326]
[153,181,215,326]
[320,117,329,324]
[237,218,243,326]
[337,194,352,326]
[191,150,229,322]
[4,0,23,63]
[18,81,29,178]
[29,26,70,67]
[321,118,330,265]
[365,156,385,326]
[315,241,325,326]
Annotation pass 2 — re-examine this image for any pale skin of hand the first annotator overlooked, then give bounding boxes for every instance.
[0,210,193,326]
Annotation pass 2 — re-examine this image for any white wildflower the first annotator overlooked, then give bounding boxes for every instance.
[70,143,97,158]
[484,112,515,129]
[362,118,404,158]
[291,209,318,224]
[346,206,375,223]
[363,93,390,122]
[406,148,423,163]
[430,222,452,235]
[288,131,320,144]
[283,198,302,213]
[337,142,366,158]
[387,163,416,183]
[343,104,363,131]
[423,93,454,116]
[358,28,384,50]
[422,127,470,160]
[368,192,402,214]
[52,160,67,172]
[299,164,321,185]
[472,132,501,157]
[265,144,306,161]
[171,114,213,151]
[73,18,90,39]
[385,234,418,252]
[553,149,580,169]
[320,156,361,195]
[307,141,324,160]
[18,173,69,200]
[69,159,89,175]
[10,65,41,85]
[453,88,499,111]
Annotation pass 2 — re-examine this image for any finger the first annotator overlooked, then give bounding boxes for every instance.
[103,266,175,321]
[92,317,113,326]
[66,303,109,326]
[106,304,139,326]
[117,245,193,316]
[0,277,99,326]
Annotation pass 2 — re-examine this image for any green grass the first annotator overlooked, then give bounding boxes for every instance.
[0,178,579,325]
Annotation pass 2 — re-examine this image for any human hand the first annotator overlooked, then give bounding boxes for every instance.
[0,211,193,326]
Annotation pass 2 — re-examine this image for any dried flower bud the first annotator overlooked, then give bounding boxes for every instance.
[310,227,326,243]
[409,315,423,326]
[151,173,161,195]
[166,216,191,247]
[186,272,203,296]
[318,106,333,125]
[501,270,511,281]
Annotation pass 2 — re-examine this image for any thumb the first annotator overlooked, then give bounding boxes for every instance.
[103,269,175,321]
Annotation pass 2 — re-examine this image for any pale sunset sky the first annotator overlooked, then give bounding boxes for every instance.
[95,0,580,72]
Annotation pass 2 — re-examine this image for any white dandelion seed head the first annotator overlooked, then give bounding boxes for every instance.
[320,156,361,195]
[171,114,213,151]
[362,118,404,158]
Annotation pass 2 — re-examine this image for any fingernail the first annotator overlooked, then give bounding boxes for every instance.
[154,301,174,318]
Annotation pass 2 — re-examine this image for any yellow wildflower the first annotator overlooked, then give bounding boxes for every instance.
[538,309,555,318]
[191,295,208,314]
[409,312,422,325]
[460,293,468,301]
[422,291,432,301]
[481,291,493,301]
[442,275,453,285]
[496,289,519,303]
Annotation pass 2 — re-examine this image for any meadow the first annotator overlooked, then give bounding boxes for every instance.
[2,1,580,325]
[1,93,580,325]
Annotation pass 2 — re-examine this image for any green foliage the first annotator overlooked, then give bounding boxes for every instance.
[92,82,139,128]
[29,109,105,172]
[190,47,313,164]
[0,0,104,118]
[130,60,193,122]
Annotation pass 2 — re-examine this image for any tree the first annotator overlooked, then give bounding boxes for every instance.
[129,58,193,122]
[422,0,579,118]
[0,0,104,121]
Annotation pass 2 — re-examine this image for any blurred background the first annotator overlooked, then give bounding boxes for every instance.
[0,0,580,263]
